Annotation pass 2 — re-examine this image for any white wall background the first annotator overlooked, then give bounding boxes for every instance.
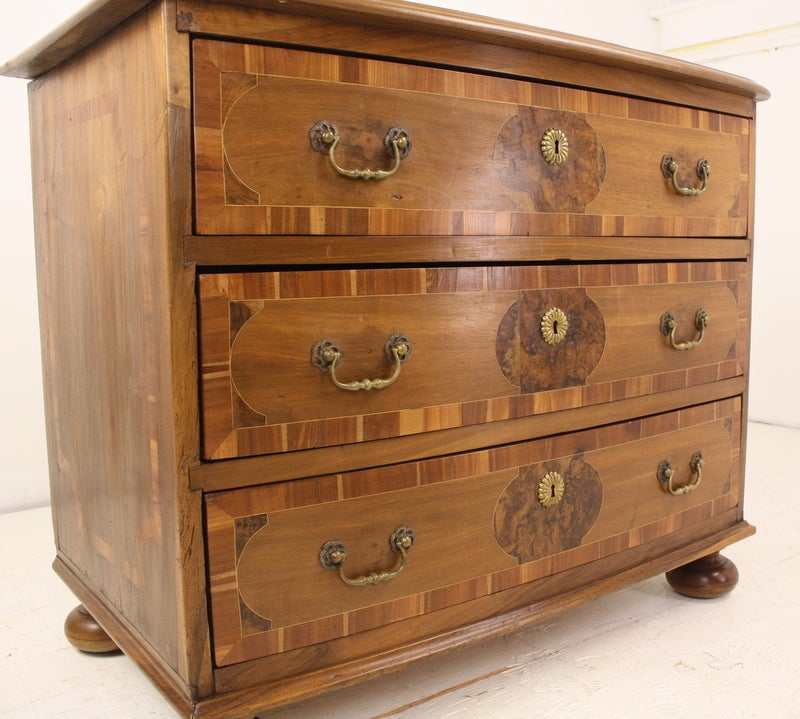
[0,0,797,513]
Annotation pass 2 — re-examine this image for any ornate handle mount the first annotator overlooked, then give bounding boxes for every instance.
[657,452,704,495]
[661,155,710,196]
[309,120,411,180]
[319,525,415,587]
[660,309,708,351]
[311,334,411,392]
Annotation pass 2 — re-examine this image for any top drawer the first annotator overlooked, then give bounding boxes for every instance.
[193,39,750,238]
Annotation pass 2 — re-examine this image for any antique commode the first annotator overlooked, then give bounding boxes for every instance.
[1,0,768,716]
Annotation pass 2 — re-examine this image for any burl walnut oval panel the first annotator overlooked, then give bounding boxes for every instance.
[494,455,603,563]
[495,288,606,392]
[494,107,606,212]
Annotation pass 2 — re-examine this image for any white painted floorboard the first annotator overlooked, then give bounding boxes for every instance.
[1,421,798,718]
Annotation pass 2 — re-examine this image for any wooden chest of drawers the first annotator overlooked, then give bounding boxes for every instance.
[2,1,768,716]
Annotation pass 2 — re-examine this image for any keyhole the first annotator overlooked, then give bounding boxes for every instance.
[550,483,557,498]
[554,139,560,155]
[552,320,559,334]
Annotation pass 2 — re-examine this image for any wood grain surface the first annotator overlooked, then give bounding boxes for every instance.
[205,397,741,666]
[10,0,763,715]
[199,262,746,459]
[27,2,211,697]
[193,40,749,237]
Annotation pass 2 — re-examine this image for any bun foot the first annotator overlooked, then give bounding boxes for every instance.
[666,551,739,598]
[64,604,119,653]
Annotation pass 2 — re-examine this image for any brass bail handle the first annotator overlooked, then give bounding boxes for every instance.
[657,452,704,495]
[319,526,416,587]
[661,155,710,196]
[309,120,411,180]
[311,334,411,392]
[660,309,708,351]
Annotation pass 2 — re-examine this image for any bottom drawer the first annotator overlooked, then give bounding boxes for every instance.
[206,397,742,667]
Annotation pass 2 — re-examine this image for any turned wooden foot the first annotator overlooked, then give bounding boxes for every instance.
[64,604,119,653]
[666,551,739,598]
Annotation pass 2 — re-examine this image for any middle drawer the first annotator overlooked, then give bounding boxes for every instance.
[199,262,746,460]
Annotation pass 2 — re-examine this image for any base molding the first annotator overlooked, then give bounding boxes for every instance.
[196,522,755,718]
[53,554,197,717]
[54,522,754,718]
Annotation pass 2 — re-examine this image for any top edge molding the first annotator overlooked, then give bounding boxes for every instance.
[0,0,771,101]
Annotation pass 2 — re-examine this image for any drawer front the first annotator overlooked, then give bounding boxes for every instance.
[193,40,749,238]
[206,398,742,666]
[199,262,747,460]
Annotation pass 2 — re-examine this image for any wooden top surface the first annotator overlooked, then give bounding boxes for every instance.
[0,0,770,102]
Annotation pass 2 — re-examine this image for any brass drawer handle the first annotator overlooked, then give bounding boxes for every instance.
[319,526,415,587]
[311,334,411,392]
[661,155,710,196]
[660,309,708,351]
[657,452,704,495]
[309,120,411,180]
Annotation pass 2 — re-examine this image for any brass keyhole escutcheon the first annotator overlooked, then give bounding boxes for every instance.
[541,127,569,166]
[538,471,565,507]
[541,307,569,346]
